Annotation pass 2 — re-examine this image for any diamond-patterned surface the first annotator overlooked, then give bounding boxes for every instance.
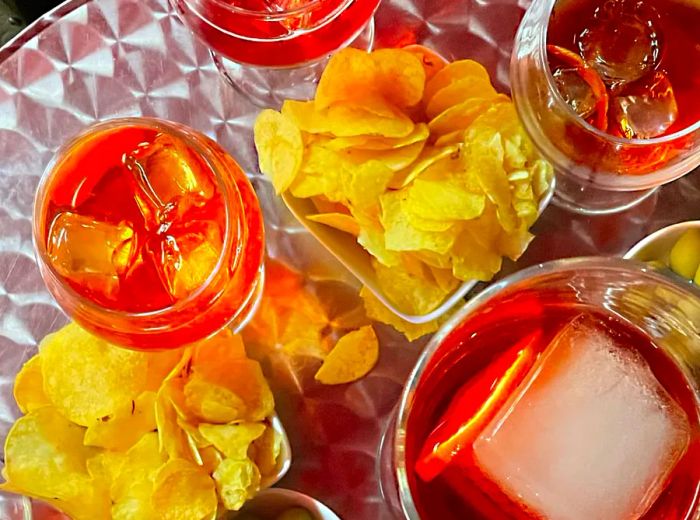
[0,0,698,518]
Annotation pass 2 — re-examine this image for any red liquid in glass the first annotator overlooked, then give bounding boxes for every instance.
[547,0,700,138]
[405,302,700,519]
[172,0,380,67]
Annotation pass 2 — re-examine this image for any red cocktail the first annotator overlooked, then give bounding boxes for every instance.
[392,258,700,519]
[33,118,265,350]
[171,0,381,67]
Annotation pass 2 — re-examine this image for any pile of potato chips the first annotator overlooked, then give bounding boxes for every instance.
[243,260,379,385]
[2,323,282,519]
[254,46,554,318]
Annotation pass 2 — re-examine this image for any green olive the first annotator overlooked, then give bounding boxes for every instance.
[669,229,700,280]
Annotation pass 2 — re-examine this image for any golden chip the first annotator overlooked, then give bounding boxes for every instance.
[314,326,379,385]
[157,383,201,461]
[423,59,492,104]
[406,178,485,221]
[250,425,282,477]
[213,458,261,511]
[84,391,157,451]
[254,109,304,194]
[152,459,218,520]
[390,144,459,188]
[39,322,148,426]
[374,259,453,316]
[198,422,266,460]
[370,48,426,108]
[402,44,448,81]
[307,213,361,236]
[425,77,497,119]
[2,408,103,507]
[13,355,50,414]
[325,123,429,151]
[316,48,377,110]
[110,432,166,502]
[282,97,414,138]
[429,95,508,136]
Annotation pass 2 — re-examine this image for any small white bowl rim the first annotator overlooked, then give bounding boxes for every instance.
[236,488,342,520]
[624,220,700,260]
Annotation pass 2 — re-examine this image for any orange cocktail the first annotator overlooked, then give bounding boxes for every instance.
[33,118,264,350]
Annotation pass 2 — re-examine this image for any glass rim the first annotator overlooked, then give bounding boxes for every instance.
[392,255,700,519]
[536,0,700,147]
[187,0,341,21]
[32,116,242,322]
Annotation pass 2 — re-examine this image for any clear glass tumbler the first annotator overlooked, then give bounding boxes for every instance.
[171,0,380,107]
[382,257,700,519]
[511,0,700,215]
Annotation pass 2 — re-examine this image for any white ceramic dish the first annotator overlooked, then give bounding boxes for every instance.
[232,488,342,520]
[262,415,293,489]
[283,182,554,324]
[624,221,700,263]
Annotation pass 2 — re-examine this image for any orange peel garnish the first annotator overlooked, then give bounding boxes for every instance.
[547,45,609,131]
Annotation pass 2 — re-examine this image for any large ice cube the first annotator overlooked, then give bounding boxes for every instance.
[473,315,691,520]
[123,133,216,229]
[47,211,137,297]
[147,220,223,301]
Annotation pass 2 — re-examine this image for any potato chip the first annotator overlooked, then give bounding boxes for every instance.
[390,144,459,188]
[381,190,457,255]
[145,349,186,392]
[199,445,224,475]
[424,59,491,104]
[254,109,304,194]
[110,432,166,502]
[403,44,448,81]
[429,95,508,136]
[152,459,217,520]
[213,458,261,511]
[426,77,498,119]
[250,425,282,477]
[434,129,466,147]
[289,145,348,201]
[314,326,379,385]
[356,212,402,267]
[39,323,148,426]
[406,178,485,222]
[13,355,50,414]
[371,48,426,108]
[374,259,453,315]
[282,98,414,138]
[344,159,394,211]
[2,408,101,504]
[341,139,426,171]
[198,422,266,460]
[315,48,377,110]
[186,358,274,423]
[325,123,429,151]
[360,287,440,341]
[84,391,156,451]
[157,383,201,461]
[307,213,361,236]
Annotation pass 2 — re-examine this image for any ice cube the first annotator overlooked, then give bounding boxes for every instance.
[473,314,691,520]
[123,133,216,228]
[148,221,223,301]
[47,211,137,297]
[610,71,678,139]
[552,67,597,119]
[577,0,661,86]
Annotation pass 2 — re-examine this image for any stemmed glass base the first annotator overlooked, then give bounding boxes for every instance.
[552,172,659,215]
[211,17,376,109]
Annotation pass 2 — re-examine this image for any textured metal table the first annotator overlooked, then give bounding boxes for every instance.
[0,0,698,518]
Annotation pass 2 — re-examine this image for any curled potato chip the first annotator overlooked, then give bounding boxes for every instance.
[213,458,261,511]
[282,98,414,138]
[39,322,148,426]
[315,326,379,385]
[157,382,201,461]
[152,459,217,520]
[406,178,485,222]
[374,259,453,315]
[2,408,101,505]
[250,425,282,477]
[307,213,361,236]
[341,139,427,171]
[254,109,304,194]
[316,48,377,110]
[13,355,50,414]
[426,77,497,119]
[325,123,429,151]
[390,144,459,188]
[360,287,439,341]
[84,391,157,451]
[429,95,508,136]
[403,44,448,81]
[198,422,266,460]
[424,59,492,104]
[289,145,348,201]
[371,48,426,108]
[110,432,166,501]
